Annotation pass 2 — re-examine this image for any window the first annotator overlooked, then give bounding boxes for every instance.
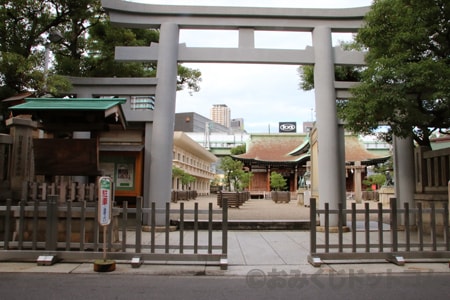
[130,96,155,110]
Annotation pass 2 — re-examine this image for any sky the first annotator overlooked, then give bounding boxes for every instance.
[130,0,373,133]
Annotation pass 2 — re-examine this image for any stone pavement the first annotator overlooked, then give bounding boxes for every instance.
[0,195,449,276]
[171,194,311,221]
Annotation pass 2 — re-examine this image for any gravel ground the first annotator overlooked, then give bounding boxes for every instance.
[170,194,385,221]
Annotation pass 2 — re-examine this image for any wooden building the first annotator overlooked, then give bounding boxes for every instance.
[233,133,390,197]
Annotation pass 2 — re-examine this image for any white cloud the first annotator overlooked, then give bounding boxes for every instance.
[128,0,372,133]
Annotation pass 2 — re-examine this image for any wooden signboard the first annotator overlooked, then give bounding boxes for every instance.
[33,139,99,175]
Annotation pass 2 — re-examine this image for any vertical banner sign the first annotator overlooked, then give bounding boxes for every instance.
[98,176,112,226]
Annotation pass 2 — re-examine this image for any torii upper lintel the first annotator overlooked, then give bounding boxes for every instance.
[102,0,369,31]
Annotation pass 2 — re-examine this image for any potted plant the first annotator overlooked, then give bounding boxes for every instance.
[270,172,290,203]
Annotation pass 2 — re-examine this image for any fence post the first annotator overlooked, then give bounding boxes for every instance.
[387,197,405,266]
[4,199,12,249]
[165,202,170,253]
[324,203,329,253]
[18,200,25,249]
[135,197,142,254]
[46,195,58,251]
[447,180,450,250]
[351,202,357,252]
[222,198,228,255]
[310,198,317,253]
[208,202,213,254]
[444,202,449,251]
[308,198,323,267]
[221,198,228,270]
[338,203,343,252]
[179,202,184,254]
[390,198,398,252]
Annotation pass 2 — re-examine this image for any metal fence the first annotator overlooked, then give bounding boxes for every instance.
[308,198,450,266]
[0,196,228,269]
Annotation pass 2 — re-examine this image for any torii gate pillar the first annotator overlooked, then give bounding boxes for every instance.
[147,23,179,225]
[313,26,346,226]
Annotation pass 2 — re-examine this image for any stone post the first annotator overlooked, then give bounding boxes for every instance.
[353,161,363,203]
[393,135,415,226]
[6,117,37,200]
[312,26,343,226]
[0,134,13,199]
[148,23,179,225]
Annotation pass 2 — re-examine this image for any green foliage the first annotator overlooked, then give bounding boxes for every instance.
[172,166,184,178]
[219,156,251,191]
[297,41,363,91]
[362,173,386,188]
[239,171,253,190]
[270,171,287,191]
[177,64,202,93]
[172,166,196,190]
[298,1,450,147]
[181,174,196,186]
[0,0,74,97]
[230,144,246,155]
[298,64,362,91]
[0,0,202,119]
[298,65,314,91]
[80,19,158,78]
[344,0,450,147]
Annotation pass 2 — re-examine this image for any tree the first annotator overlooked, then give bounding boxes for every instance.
[219,156,251,191]
[51,1,201,91]
[298,1,450,148]
[343,0,450,147]
[297,41,363,91]
[363,173,386,190]
[0,0,75,99]
[0,0,202,131]
[270,171,287,191]
[239,171,253,191]
[172,166,196,190]
[172,166,184,178]
[230,144,246,155]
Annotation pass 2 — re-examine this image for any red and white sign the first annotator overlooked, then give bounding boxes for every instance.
[98,176,112,226]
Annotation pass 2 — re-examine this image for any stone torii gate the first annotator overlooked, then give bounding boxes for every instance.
[102,0,414,226]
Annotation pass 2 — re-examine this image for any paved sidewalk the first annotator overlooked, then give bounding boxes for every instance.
[1,196,449,276]
[1,229,449,276]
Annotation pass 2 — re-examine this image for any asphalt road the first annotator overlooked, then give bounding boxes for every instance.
[1,272,449,300]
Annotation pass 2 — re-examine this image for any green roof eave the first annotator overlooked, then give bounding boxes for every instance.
[10,98,128,130]
[10,98,127,111]
[232,153,310,165]
[288,137,310,156]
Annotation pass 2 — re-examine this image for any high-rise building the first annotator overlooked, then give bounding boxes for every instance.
[174,112,229,133]
[210,104,230,128]
[231,118,244,131]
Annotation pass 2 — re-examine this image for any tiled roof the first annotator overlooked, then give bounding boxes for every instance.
[234,133,389,164]
[235,134,308,162]
[344,135,385,163]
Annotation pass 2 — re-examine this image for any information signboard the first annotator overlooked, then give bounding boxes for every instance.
[98,176,112,226]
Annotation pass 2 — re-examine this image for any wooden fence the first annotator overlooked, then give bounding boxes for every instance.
[0,195,228,269]
[415,147,450,199]
[308,198,450,266]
